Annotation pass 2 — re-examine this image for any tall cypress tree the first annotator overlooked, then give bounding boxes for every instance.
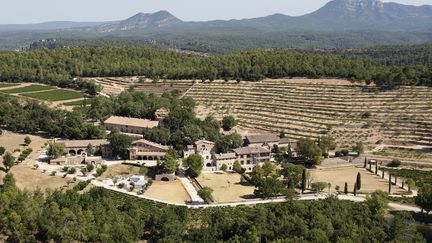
[389,174,392,194]
[364,157,367,168]
[375,162,378,175]
[353,183,357,196]
[344,182,348,194]
[301,168,306,194]
[356,172,361,190]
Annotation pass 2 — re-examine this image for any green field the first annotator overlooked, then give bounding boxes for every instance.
[21,89,85,101]
[1,84,55,93]
[63,98,92,106]
[0,83,19,89]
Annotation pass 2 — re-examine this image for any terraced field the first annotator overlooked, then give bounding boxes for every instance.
[186,79,432,147]
[87,77,194,96]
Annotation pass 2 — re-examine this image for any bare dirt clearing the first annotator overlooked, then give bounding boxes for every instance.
[144,180,191,204]
[311,166,405,194]
[197,172,255,202]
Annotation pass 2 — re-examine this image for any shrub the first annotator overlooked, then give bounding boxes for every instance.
[311,182,328,192]
[220,164,228,172]
[50,171,57,176]
[62,166,69,172]
[24,136,32,145]
[0,146,5,155]
[68,167,77,174]
[73,181,89,191]
[387,159,401,168]
[86,164,95,172]
[361,111,371,119]
[341,149,349,156]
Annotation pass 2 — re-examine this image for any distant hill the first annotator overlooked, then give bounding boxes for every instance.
[92,11,182,33]
[1,0,432,51]
[0,21,111,31]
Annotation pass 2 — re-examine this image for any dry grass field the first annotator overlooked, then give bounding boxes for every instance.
[144,180,191,204]
[197,172,255,202]
[98,164,142,180]
[310,166,405,194]
[9,165,74,192]
[0,131,73,191]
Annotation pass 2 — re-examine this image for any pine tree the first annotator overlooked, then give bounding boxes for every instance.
[301,168,306,194]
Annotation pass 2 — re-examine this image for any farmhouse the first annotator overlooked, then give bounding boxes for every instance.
[233,146,271,171]
[62,139,112,158]
[104,116,159,134]
[129,139,170,161]
[214,152,237,171]
[183,140,216,171]
[245,134,280,148]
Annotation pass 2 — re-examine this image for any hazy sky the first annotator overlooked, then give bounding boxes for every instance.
[1,0,432,24]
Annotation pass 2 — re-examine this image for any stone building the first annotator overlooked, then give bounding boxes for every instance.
[104,116,159,135]
[129,139,170,161]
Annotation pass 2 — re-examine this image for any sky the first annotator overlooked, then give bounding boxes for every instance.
[1,0,432,24]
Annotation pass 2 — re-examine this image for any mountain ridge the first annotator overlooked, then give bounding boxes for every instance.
[1,0,431,32]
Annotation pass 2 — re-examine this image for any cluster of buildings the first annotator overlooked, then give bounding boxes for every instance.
[183,134,295,172]
[50,113,296,174]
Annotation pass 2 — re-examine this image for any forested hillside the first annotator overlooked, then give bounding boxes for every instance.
[302,44,432,67]
[0,174,424,242]
[0,47,431,87]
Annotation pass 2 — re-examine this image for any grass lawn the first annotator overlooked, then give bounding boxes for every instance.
[1,84,55,93]
[0,83,19,88]
[63,98,92,106]
[21,89,85,101]
[197,172,255,202]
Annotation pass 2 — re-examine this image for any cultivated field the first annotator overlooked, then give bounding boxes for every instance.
[0,83,18,89]
[310,166,405,194]
[144,180,191,204]
[0,84,55,93]
[197,172,255,202]
[20,89,85,101]
[185,79,432,148]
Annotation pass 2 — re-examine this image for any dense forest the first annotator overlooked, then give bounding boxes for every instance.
[0,94,105,139]
[0,46,431,87]
[301,44,432,67]
[0,174,425,242]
